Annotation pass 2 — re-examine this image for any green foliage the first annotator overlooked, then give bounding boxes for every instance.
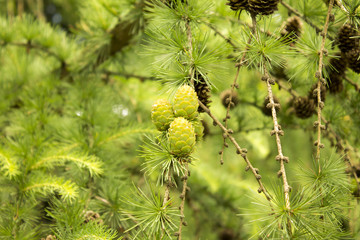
[120,182,179,239]
[47,199,118,240]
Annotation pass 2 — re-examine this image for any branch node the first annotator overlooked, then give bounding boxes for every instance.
[261,75,269,81]
[277,170,282,178]
[258,187,263,193]
[245,165,250,171]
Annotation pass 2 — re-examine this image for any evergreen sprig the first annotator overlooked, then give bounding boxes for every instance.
[120,182,179,239]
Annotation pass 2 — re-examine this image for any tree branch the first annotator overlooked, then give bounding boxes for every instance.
[199,100,273,202]
[250,13,291,212]
[314,0,334,171]
[280,0,334,41]
[177,163,189,240]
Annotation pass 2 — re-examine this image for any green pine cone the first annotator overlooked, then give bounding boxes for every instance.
[151,99,174,131]
[168,117,196,157]
[173,85,199,120]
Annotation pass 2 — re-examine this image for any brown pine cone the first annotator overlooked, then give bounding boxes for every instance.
[194,74,211,113]
[328,53,347,76]
[337,24,359,53]
[324,53,347,94]
[327,75,344,94]
[308,83,326,105]
[293,97,315,119]
[248,0,280,16]
[346,49,360,74]
[280,16,302,45]
[262,96,280,116]
[226,0,249,11]
[220,89,239,109]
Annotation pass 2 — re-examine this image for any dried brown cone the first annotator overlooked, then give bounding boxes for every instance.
[248,0,280,16]
[84,210,103,224]
[337,23,359,53]
[281,16,302,45]
[220,89,239,109]
[324,53,347,94]
[327,75,344,94]
[270,62,287,79]
[346,48,360,74]
[308,83,326,105]
[226,0,249,11]
[194,75,212,113]
[262,95,280,116]
[328,53,347,76]
[293,97,315,119]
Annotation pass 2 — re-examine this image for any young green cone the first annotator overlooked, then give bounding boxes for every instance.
[151,99,174,131]
[173,85,199,120]
[168,117,196,158]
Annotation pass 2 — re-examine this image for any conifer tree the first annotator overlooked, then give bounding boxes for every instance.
[0,0,360,239]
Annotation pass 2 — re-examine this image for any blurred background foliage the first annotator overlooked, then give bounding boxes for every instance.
[0,0,359,239]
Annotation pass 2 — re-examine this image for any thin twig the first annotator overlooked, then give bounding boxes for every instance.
[321,117,360,195]
[274,78,299,98]
[250,13,291,212]
[185,17,195,85]
[177,163,189,240]
[199,100,273,202]
[315,0,334,171]
[163,169,172,206]
[344,76,360,93]
[280,0,334,41]
[220,19,254,165]
[203,22,238,49]
[277,76,360,198]
[263,67,291,211]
